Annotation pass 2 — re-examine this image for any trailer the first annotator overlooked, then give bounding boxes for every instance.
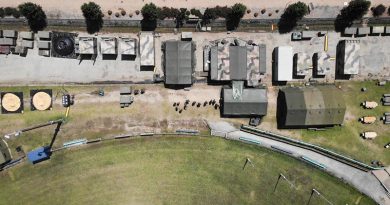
[360,116,376,124]
[362,101,378,109]
[361,132,377,140]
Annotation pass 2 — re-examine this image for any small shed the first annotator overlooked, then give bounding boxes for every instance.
[21,40,34,49]
[38,31,51,40]
[79,37,97,55]
[120,86,131,95]
[386,26,390,35]
[181,32,192,40]
[0,38,15,46]
[371,26,385,35]
[357,27,370,35]
[119,37,136,56]
[2,30,17,38]
[19,31,34,40]
[100,37,117,55]
[38,41,50,49]
[344,27,357,35]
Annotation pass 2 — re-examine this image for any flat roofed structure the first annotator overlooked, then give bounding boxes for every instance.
[21,40,34,49]
[119,37,136,55]
[209,40,262,85]
[337,40,360,75]
[386,26,390,34]
[222,85,268,117]
[357,27,370,35]
[38,41,50,49]
[274,46,293,81]
[37,31,51,39]
[2,30,17,38]
[371,26,385,34]
[0,139,12,166]
[19,31,33,40]
[79,37,97,55]
[181,32,192,40]
[139,32,155,67]
[294,52,311,77]
[277,86,346,128]
[313,52,332,76]
[164,41,194,85]
[100,37,117,55]
[0,38,15,46]
[344,27,357,35]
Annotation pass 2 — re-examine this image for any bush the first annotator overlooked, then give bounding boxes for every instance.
[18,3,47,31]
[81,2,104,33]
[334,0,371,32]
[4,7,15,16]
[129,13,133,18]
[121,10,126,16]
[115,12,119,17]
[261,9,266,14]
[372,4,386,17]
[190,8,202,18]
[135,10,140,15]
[247,9,251,14]
[0,8,4,18]
[254,12,258,17]
[12,9,21,18]
[278,1,308,33]
[108,10,112,15]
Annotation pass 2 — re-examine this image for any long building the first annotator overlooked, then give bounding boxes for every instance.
[221,82,268,117]
[163,40,195,86]
[277,86,346,128]
[274,46,293,82]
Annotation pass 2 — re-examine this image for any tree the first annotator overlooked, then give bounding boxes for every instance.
[226,3,247,30]
[141,3,159,21]
[141,3,159,31]
[372,4,386,17]
[231,3,246,19]
[190,8,202,18]
[4,7,15,16]
[334,0,371,32]
[0,8,5,18]
[202,8,217,24]
[278,2,308,33]
[81,2,103,34]
[18,3,47,31]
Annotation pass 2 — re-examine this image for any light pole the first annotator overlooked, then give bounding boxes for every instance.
[273,173,297,193]
[242,158,254,170]
[307,188,333,205]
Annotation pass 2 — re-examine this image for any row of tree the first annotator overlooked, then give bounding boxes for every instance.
[2,0,386,34]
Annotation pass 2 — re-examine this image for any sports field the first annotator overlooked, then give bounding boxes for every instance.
[0,137,375,205]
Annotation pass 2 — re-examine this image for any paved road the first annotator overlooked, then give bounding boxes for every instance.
[207,121,390,205]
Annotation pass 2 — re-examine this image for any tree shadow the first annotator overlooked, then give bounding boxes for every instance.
[141,19,157,31]
[86,19,103,34]
[226,15,241,31]
[278,14,298,34]
[28,12,47,32]
[334,14,352,33]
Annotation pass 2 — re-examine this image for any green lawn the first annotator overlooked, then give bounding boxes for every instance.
[0,137,374,205]
[296,81,390,164]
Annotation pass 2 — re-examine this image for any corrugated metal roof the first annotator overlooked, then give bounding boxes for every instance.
[230,46,247,80]
[223,87,268,116]
[164,41,194,85]
[279,86,346,127]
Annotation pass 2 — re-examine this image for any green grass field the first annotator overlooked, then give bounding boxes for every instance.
[297,81,390,164]
[0,137,374,205]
